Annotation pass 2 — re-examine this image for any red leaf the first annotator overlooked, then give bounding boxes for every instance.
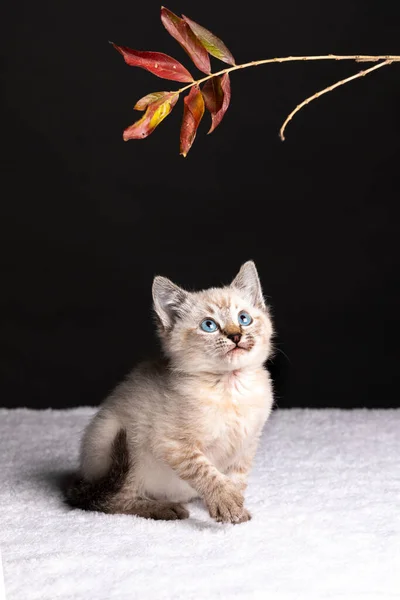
[182,16,235,66]
[112,44,193,82]
[123,93,179,141]
[202,77,224,113]
[161,7,211,74]
[202,73,231,133]
[180,86,205,157]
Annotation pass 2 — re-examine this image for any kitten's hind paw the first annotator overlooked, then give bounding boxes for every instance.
[167,502,190,520]
[129,499,189,521]
[153,502,190,520]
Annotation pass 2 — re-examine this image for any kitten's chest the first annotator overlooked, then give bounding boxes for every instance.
[194,369,272,460]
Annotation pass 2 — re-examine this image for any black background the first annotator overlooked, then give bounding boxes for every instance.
[2,1,399,409]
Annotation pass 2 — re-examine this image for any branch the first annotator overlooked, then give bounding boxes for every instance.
[113,7,400,155]
[279,60,393,140]
[176,55,400,95]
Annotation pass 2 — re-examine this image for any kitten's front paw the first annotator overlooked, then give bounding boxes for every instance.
[236,507,252,523]
[206,481,245,524]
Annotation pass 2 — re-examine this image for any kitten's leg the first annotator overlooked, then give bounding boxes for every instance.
[157,443,245,523]
[68,429,189,521]
[227,464,250,493]
[226,458,254,523]
[227,450,255,492]
[225,441,261,523]
[102,467,190,520]
[109,496,189,520]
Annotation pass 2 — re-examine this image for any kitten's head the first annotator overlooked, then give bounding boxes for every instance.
[152,261,273,373]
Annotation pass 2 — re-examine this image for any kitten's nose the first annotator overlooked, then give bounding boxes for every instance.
[227,333,242,345]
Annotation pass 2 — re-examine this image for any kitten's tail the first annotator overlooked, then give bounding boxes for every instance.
[64,428,130,512]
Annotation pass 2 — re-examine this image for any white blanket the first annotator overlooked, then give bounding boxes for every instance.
[1,408,399,600]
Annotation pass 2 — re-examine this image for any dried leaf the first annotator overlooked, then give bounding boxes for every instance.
[112,44,193,82]
[180,86,205,157]
[161,7,211,74]
[134,91,172,111]
[123,93,179,141]
[182,16,235,66]
[202,73,231,133]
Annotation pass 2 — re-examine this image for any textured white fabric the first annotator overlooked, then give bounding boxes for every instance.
[0,550,6,600]
[1,408,399,600]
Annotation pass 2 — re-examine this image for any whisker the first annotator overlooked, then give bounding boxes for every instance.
[272,346,292,364]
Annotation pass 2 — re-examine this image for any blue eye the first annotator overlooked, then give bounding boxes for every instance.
[201,318,218,332]
[238,311,252,326]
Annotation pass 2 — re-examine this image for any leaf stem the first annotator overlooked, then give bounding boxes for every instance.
[175,54,399,139]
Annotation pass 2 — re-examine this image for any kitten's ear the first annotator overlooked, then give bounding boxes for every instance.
[231,261,266,309]
[152,276,188,329]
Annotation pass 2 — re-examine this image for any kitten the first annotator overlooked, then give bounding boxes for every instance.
[66,261,274,523]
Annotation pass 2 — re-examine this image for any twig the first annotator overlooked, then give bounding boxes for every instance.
[279,60,393,141]
[176,55,400,95]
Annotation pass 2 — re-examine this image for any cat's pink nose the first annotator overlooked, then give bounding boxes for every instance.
[227,333,242,345]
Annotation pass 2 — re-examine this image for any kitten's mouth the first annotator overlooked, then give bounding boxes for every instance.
[227,344,250,355]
